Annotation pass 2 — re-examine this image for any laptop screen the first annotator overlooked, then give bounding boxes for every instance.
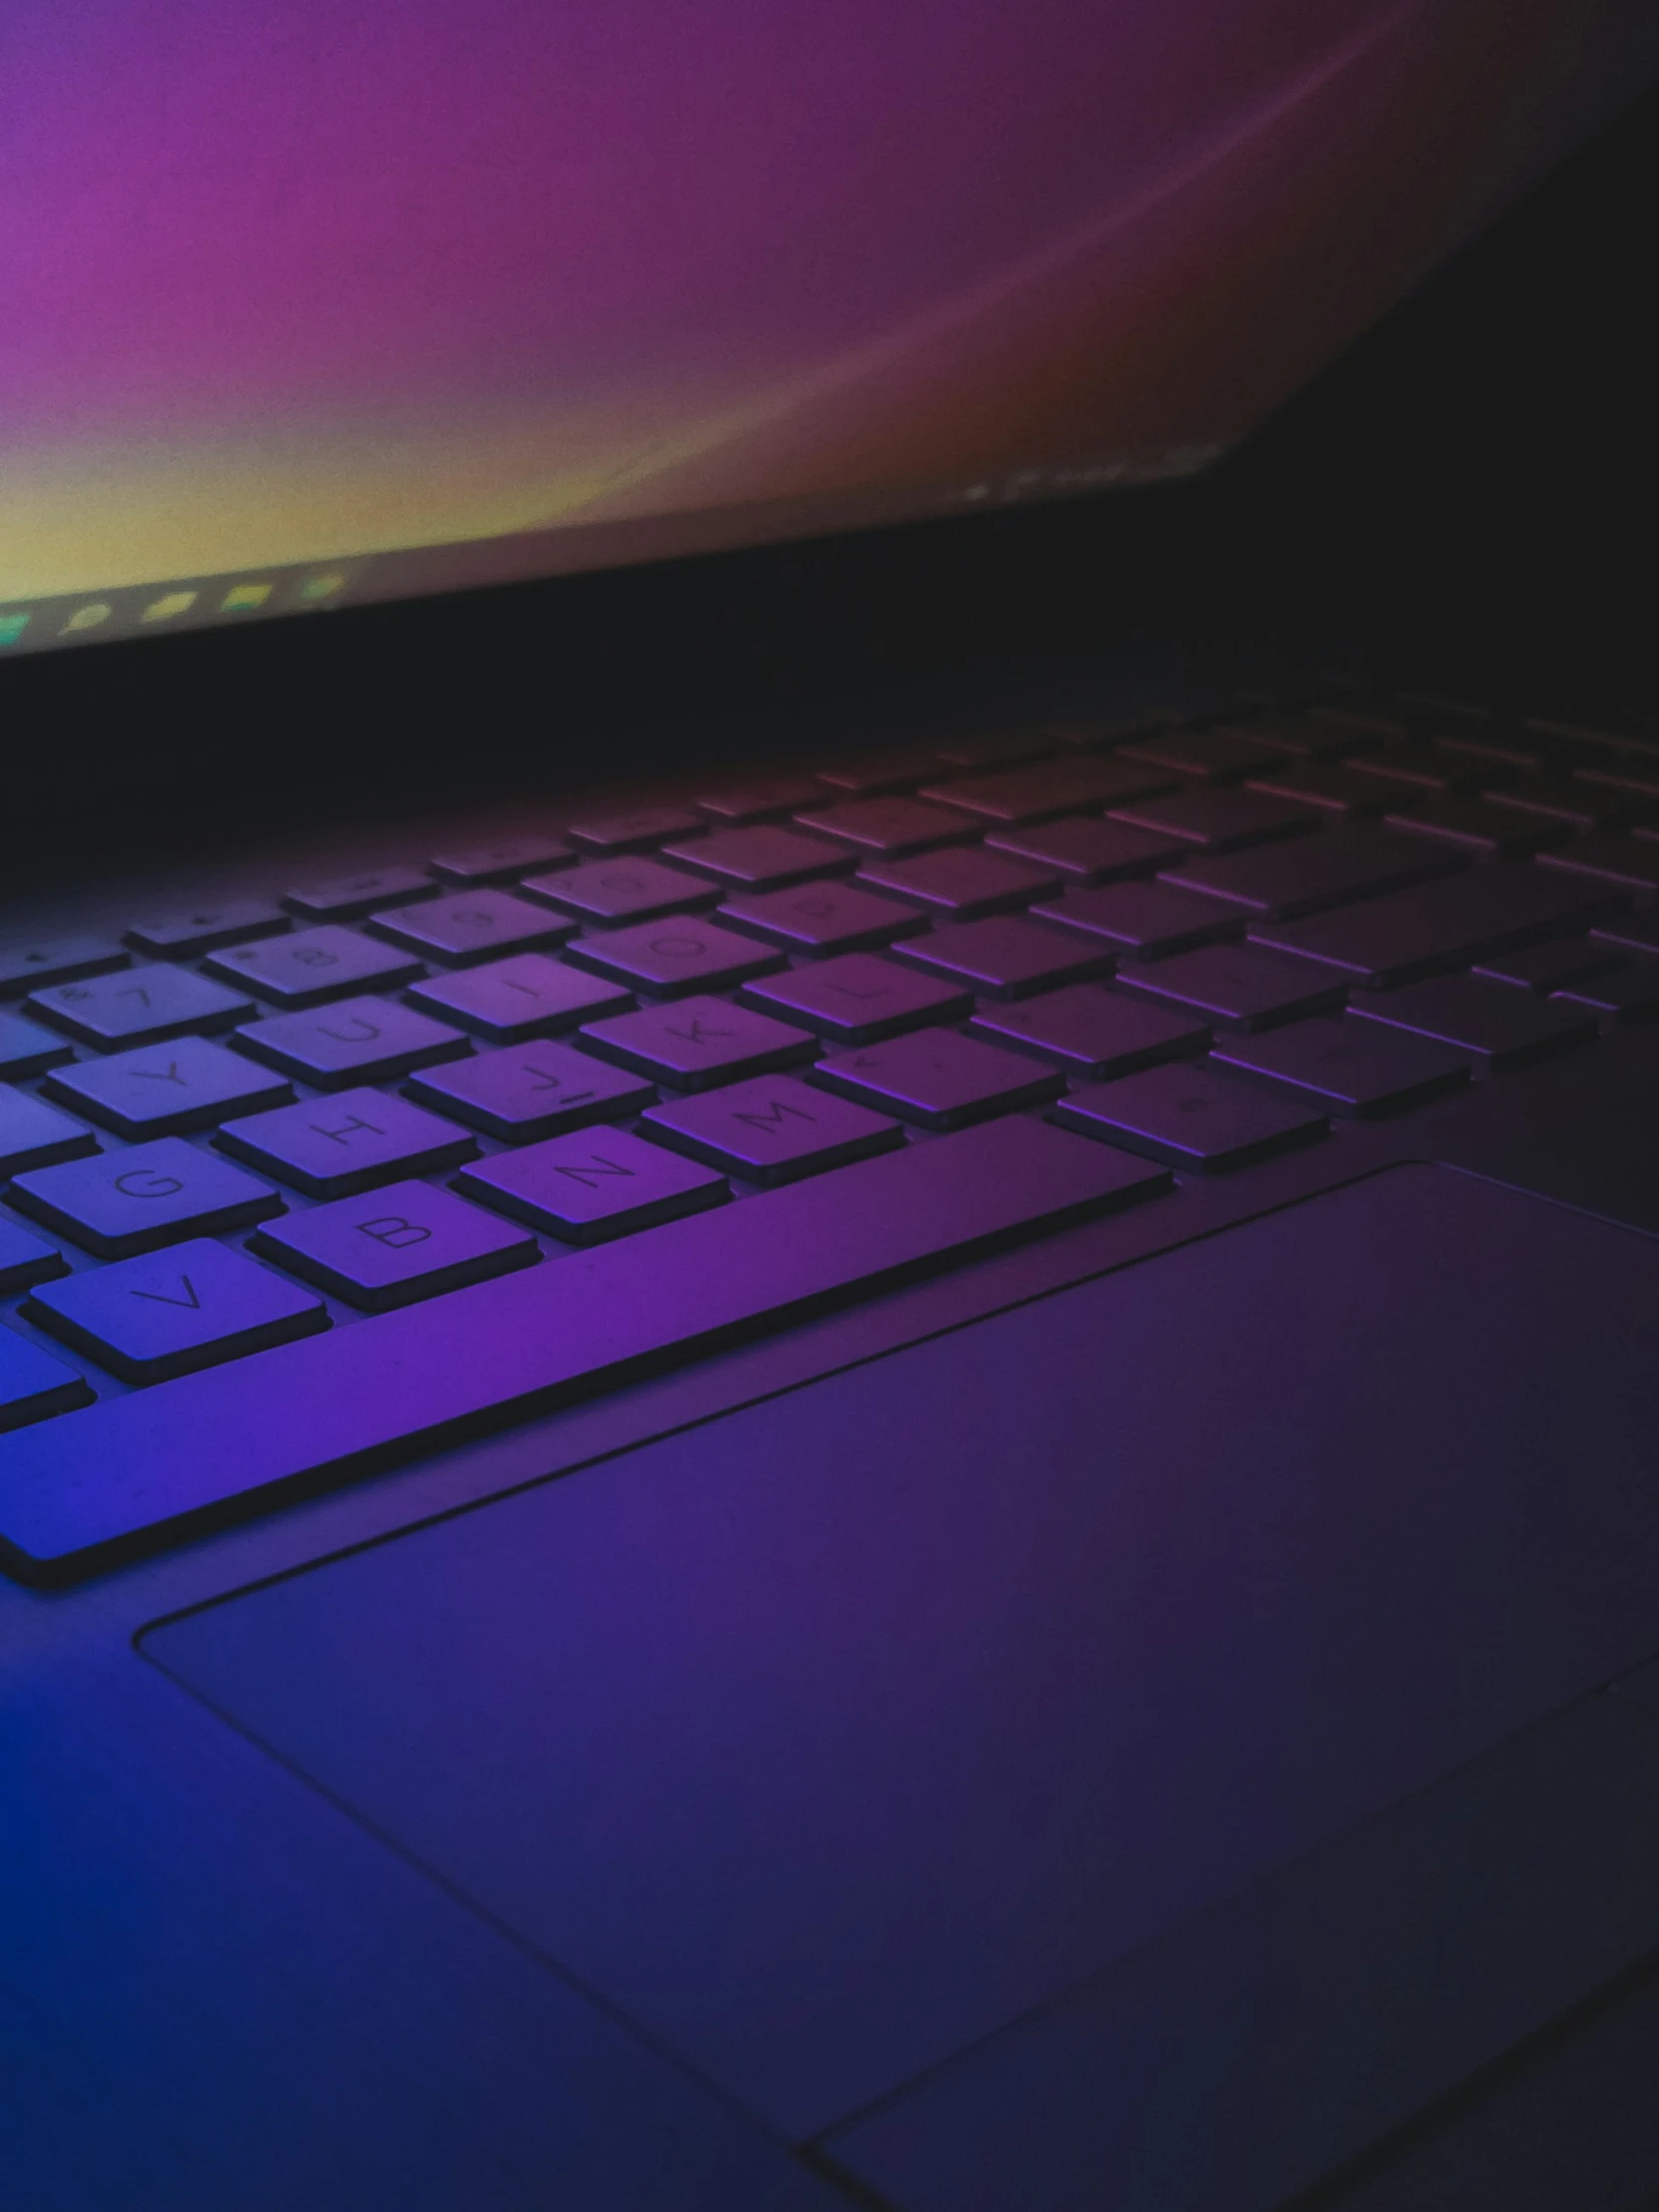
[3,0,1653,656]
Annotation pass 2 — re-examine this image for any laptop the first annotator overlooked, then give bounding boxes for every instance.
[4,8,1659,2206]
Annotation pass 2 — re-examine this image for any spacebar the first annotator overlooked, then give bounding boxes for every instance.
[0,1118,1166,1578]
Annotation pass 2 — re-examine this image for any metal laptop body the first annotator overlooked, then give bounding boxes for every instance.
[4,11,1659,2209]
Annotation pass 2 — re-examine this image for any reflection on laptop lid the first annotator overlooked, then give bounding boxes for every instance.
[3,0,1654,657]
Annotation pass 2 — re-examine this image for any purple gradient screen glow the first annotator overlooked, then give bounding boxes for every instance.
[2,0,1654,612]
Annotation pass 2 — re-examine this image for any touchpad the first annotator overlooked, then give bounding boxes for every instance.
[146,1166,1659,2141]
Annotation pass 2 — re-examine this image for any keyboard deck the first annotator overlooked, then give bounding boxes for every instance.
[3,689,1657,1576]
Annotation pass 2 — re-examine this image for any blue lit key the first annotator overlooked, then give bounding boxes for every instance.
[9,1137,284,1258]
[0,938,128,1001]
[0,1010,77,1079]
[27,963,254,1048]
[249,1180,539,1311]
[405,1040,654,1140]
[406,952,634,1042]
[124,900,289,957]
[42,1034,292,1137]
[217,1086,478,1197]
[206,925,424,1008]
[454,1126,729,1244]
[24,1239,327,1383]
[233,995,469,1089]
[0,1085,100,1175]
[0,1220,68,1295]
[0,1325,93,1434]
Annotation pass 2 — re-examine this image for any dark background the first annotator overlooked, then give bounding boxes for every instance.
[4,70,1655,836]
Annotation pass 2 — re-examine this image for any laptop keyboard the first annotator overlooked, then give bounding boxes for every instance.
[2,691,1657,1575]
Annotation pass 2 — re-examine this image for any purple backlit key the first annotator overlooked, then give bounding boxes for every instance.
[643,1073,903,1186]
[405,1040,654,1140]
[1471,937,1620,993]
[564,805,707,854]
[1551,960,1659,1023]
[812,1028,1065,1130]
[1210,1017,1473,1117]
[1053,1062,1328,1170]
[366,887,572,965]
[43,1035,291,1138]
[1479,777,1649,830]
[205,925,424,1008]
[790,797,976,855]
[24,1239,327,1384]
[454,1126,728,1245]
[740,952,971,1043]
[27,963,254,1048]
[1108,786,1320,853]
[857,845,1059,918]
[0,1220,68,1296]
[1110,943,1347,1031]
[428,834,574,884]
[283,866,436,921]
[1537,833,1659,895]
[1159,825,1461,920]
[0,1011,76,1080]
[660,825,851,889]
[695,777,824,825]
[1592,911,1659,957]
[1346,973,1597,1070]
[970,984,1209,1080]
[519,855,721,928]
[891,915,1113,999]
[927,727,1057,770]
[233,996,469,1089]
[249,1181,539,1313]
[0,1087,99,1176]
[217,1086,478,1198]
[983,819,1186,883]
[0,938,129,1001]
[564,916,785,998]
[1346,745,1492,796]
[1244,760,1405,819]
[8,1137,283,1258]
[1032,879,1244,957]
[0,1329,93,1435]
[405,952,634,1041]
[719,879,928,956]
[125,901,289,957]
[918,754,1176,825]
[1384,794,1567,858]
[814,744,940,795]
[1118,726,1285,782]
[579,995,816,1090]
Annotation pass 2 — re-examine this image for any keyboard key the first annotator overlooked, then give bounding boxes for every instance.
[234,996,469,1089]
[0,1119,1168,1571]
[644,1074,903,1185]
[216,1087,478,1197]
[125,900,289,957]
[405,1041,653,1140]
[1118,727,1284,781]
[741,953,972,1043]
[660,825,851,888]
[405,952,634,1041]
[970,984,1209,1079]
[25,1239,327,1384]
[814,744,940,795]
[0,1010,75,1080]
[1552,960,1659,1023]
[0,1087,99,1176]
[249,1181,538,1313]
[1210,1016,1472,1117]
[518,855,721,927]
[918,755,1175,825]
[1112,942,1347,1030]
[1472,937,1621,993]
[0,938,128,1001]
[1537,832,1659,895]
[812,1028,1065,1129]
[563,916,785,997]
[718,880,928,956]
[27,963,254,1048]
[284,866,436,921]
[205,925,424,1008]
[43,1035,292,1137]
[1592,912,1659,957]
[1485,777,1652,831]
[455,1126,728,1244]
[1160,826,1461,920]
[1249,865,1620,988]
[1347,745,1491,795]
[790,797,977,855]
[857,846,1059,918]
[428,834,573,884]
[579,995,816,1090]
[983,819,1185,882]
[695,777,824,824]
[890,915,1113,999]
[0,1327,93,1434]
[9,1138,283,1258]
[0,1220,68,1295]
[1384,793,1567,857]
[1109,786,1320,852]
[1053,1061,1328,1170]
[1238,712,1369,760]
[927,727,1057,770]
[1244,760,1405,818]
[1573,756,1659,802]
[1347,974,1597,1070]
[366,887,572,965]
[565,805,706,854]
[1032,880,1243,957]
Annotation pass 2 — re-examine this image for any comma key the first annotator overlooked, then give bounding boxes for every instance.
[249,1181,539,1312]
